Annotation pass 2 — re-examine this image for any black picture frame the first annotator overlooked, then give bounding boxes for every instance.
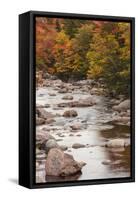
[19,10,135,189]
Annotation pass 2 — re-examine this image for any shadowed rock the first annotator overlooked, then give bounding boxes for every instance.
[46,148,85,176]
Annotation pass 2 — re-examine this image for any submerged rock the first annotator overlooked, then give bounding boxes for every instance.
[48,93,56,96]
[72,143,85,149]
[102,160,112,165]
[46,148,85,176]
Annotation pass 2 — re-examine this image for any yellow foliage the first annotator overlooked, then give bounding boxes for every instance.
[87,65,103,79]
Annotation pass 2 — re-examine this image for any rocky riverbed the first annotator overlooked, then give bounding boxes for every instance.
[36,76,131,183]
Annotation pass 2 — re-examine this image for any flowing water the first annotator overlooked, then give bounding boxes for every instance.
[36,84,130,182]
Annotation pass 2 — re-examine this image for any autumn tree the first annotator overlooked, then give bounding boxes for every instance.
[87,22,130,96]
[36,17,58,73]
[36,17,131,97]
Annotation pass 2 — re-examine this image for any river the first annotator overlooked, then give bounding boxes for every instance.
[36,82,130,183]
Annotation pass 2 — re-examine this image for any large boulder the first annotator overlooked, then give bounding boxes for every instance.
[113,99,130,112]
[45,148,85,176]
[63,110,78,117]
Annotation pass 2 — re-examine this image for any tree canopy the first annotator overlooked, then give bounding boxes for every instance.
[36,17,130,96]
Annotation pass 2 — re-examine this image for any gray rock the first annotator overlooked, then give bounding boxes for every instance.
[36,108,55,119]
[44,104,50,108]
[63,110,78,117]
[59,145,68,151]
[102,160,112,165]
[113,99,130,112]
[70,122,82,130]
[62,95,73,100]
[77,161,86,168]
[58,88,68,93]
[72,143,85,149]
[48,93,56,96]
[36,130,54,150]
[58,102,69,107]
[69,97,96,107]
[45,139,58,151]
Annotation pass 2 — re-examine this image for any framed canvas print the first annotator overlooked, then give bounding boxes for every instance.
[19,11,135,189]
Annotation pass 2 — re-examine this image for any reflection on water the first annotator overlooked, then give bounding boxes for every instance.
[36,86,131,183]
[46,172,82,182]
[100,124,130,139]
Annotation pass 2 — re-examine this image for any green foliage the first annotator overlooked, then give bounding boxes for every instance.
[87,22,130,96]
[62,19,85,38]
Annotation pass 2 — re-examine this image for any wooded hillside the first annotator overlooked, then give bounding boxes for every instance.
[36,17,130,97]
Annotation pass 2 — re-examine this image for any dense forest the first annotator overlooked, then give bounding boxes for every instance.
[36,17,130,97]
